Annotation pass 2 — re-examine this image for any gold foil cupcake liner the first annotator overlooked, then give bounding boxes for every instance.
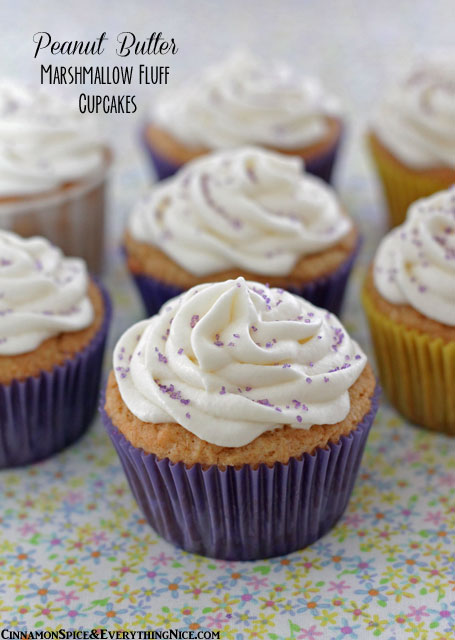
[368,133,455,228]
[362,284,455,435]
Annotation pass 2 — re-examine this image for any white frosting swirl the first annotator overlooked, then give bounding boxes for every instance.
[372,53,455,168]
[114,278,367,447]
[374,187,455,326]
[0,82,105,197]
[0,231,94,355]
[129,147,351,277]
[153,50,341,150]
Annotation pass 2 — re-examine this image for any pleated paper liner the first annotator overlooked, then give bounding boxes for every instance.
[0,279,112,468]
[101,385,379,561]
[363,283,455,435]
[141,125,343,185]
[129,239,360,319]
[0,152,111,273]
[368,132,455,229]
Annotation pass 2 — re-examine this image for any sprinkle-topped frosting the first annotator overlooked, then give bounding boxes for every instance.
[153,50,341,150]
[113,278,367,447]
[371,52,455,169]
[129,147,351,277]
[0,231,94,355]
[374,187,455,326]
[0,82,105,197]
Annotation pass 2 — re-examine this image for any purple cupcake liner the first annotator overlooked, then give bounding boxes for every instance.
[0,279,112,469]
[141,124,343,185]
[129,238,360,319]
[101,384,379,561]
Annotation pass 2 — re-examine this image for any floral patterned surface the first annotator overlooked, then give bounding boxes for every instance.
[1,1,455,637]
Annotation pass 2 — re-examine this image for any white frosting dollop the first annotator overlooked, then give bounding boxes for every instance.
[0,82,105,197]
[129,147,351,277]
[0,231,94,355]
[153,50,341,150]
[114,278,367,447]
[374,187,455,326]
[371,53,455,168]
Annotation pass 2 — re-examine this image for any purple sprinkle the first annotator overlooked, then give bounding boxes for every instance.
[190,315,200,328]
[185,413,191,420]
[219,386,226,395]
[296,415,302,423]
[306,377,312,384]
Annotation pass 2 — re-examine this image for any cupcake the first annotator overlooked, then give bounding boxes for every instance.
[0,82,111,272]
[144,50,343,183]
[363,187,455,435]
[125,147,359,317]
[368,53,455,228]
[102,277,378,560]
[0,230,111,467]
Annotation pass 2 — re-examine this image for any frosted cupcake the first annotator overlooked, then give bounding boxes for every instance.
[368,53,455,227]
[102,277,378,560]
[125,147,358,316]
[0,230,111,467]
[0,82,111,272]
[145,50,343,183]
[363,187,455,435]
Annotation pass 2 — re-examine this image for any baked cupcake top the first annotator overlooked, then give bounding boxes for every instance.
[113,277,367,447]
[371,53,455,169]
[129,147,352,277]
[153,50,341,150]
[0,230,94,355]
[374,187,455,326]
[0,82,106,197]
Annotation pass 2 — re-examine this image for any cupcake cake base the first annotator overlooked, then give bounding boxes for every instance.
[101,378,379,561]
[0,279,112,468]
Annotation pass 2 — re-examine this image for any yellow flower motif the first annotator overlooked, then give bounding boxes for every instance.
[255,612,276,628]
[366,614,388,634]
[0,600,12,614]
[72,578,97,593]
[9,578,29,592]
[423,578,446,598]
[385,582,414,602]
[184,581,210,599]
[381,565,405,582]
[345,601,370,620]
[153,612,180,629]
[218,625,237,640]
[113,584,141,603]
[404,620,427,638]
[183,569,205,583]
[314,609,338,627]
[211,593,239,614]
[67,565,92,580]
[259,592,285,612]
[132,613,155,627]
[291,579,319,598]
[33,602,62,619]
[42,564,68,583]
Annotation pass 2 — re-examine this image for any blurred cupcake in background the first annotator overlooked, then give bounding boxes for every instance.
[362,187,455,435]
[368,52,455,228]
[102,277,378,560]
[125,147,359,317]
[0,82,111,272]
[0,230,111,468]
[144,50,343,183]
